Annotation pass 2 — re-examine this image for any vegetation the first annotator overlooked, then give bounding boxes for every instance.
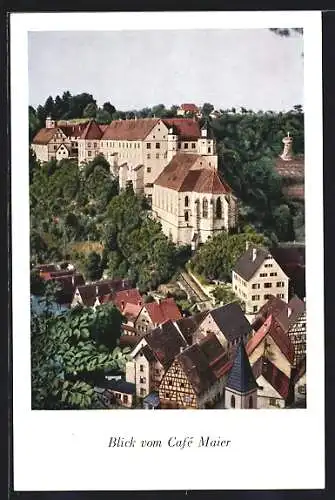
[31,282,130,409]
[190,226,268,282]
[211,284,244,309]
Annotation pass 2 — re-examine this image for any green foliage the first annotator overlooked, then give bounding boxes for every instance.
[211,284,244,308]
[190,227,268,281]
[83,102,97,118]
[85,251,102,281]
[31,289,128,409]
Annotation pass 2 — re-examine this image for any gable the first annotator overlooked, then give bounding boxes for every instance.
[145,120,169,141]
[130,337,148,359]
[159,359,197,407]
[256,374,283,400]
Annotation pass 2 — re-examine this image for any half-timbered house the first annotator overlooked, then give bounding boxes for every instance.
[251,356,290,409]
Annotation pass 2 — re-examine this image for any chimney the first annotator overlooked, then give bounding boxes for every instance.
[252,248,257,262]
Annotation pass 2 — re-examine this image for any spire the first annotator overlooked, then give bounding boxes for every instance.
[280,132,293,161]
[226,340,258,393]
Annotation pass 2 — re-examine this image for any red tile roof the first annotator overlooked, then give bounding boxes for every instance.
[32,127,59,145]
[163,118,200,140]
[154,153,232,194]
[122,302,142,322]
[246,314,295,365]
[101,118,159,141]
[80,120,104,140]
[113,288,142,311]
[145,298,182,325]
[59,122,88,138]
[252,356,290,400]
[180,103,199,112]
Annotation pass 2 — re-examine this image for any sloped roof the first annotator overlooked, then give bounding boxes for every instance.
[163,118,200,140]
[275,155,304,179]
[142,344,157,362]
[122,302,142,322]
[175,310,208,344]
[32,127,59,145]
[101,118,159,140]
[246,315,295,365]
[270,246,305,276]
[226,340,258,393]
[59,122,88,138]
[154,153,232,194]
[80,120,104,140]
[113,288,142,310]
[145,298,182,325]
[177,343,216,395]
[276,295,305,333]
[210,302,252,341]
[252,356,290,400]
[252,295,288,331]
[145,320,187,370]
[233,246,269,281]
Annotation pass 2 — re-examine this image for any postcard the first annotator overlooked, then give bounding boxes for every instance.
[11,10,324,491]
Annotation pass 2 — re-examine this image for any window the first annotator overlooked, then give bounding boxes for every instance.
[270,272,277,276]
[277,281,284,288]
[208,147,211,153]
[216,197,222,219]
[298,385,306,395]
[123,395,128,404]
[260,273,267,277]
[146,143,151,149]
[184,211,189,222]
[269,398,277,407]
[264,294,272,299]
[202,198,208,218]
[276,293,284,299]
[264,283,272,288]
[88,142,91,148]
[156,153,159,159]
[253,305,258,313]
[169,381,173,386]
[140,365,144,372]
[93,142,97,148]
[140,388,146,396]
[178,142,181,149]
[156,142,160,149]
[155,369,160,375]
[147,167,151,173]
[191,143,196,149]
[231,395,235,408]
[165,393,170,398]
[249,396,253,409]
[252,283,260,289]
[265,263,273,268]
[252,295,260,301]
[147,154,151,159]
[185,196,189,207]
[140,377,146,384]
[184,143,189,149]
[181,383,185,388]
[54,145,57,150]
[88,151,92,157]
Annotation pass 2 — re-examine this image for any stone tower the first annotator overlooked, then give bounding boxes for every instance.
[167,127,178,162]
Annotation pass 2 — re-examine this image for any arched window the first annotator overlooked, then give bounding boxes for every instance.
[202,198,208,218]
[231,394,235,408]
[185,211,189,222]
[249,396,253,409]
[195,199,200,217]
[216,197,222,219]
[185,196,189,207]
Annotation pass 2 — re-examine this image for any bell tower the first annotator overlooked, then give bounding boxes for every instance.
[167,127,178,162]
[225,340,258,409]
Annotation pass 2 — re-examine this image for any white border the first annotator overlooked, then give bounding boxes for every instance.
[11,11,324,491]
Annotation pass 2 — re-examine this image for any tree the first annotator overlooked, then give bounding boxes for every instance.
[202,102,214,117]
[103,102,116,116]
[83,102,97,119]
[85,251,102,281]
[96,108,112,124]
[211,284,244,308]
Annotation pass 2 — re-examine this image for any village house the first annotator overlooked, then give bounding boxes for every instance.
[224,340,258,409]
[31,117,87,162]
[275,133,304,200]
[246,314,295,379]
[94,379,136,409]
[232,245,289,319]
[251,356,290,409]
[177,103,201,117]
[159,333,231,409]
[133,297,182,335]
[125,319,188,399]
[152,152,238,247]
[71,278,132,308]
[193,302,253,358]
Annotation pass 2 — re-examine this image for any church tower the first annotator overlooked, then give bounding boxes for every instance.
[197,123,216,165]
[280,132,293,161]
[45,116,56,129]
[167,127,178,162]
[225,340,258,409]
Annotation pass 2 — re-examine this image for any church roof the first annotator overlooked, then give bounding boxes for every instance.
[226,340,258,393]
[154,154,232,194]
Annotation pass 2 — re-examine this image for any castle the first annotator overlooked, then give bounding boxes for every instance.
[31,116,238,247]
